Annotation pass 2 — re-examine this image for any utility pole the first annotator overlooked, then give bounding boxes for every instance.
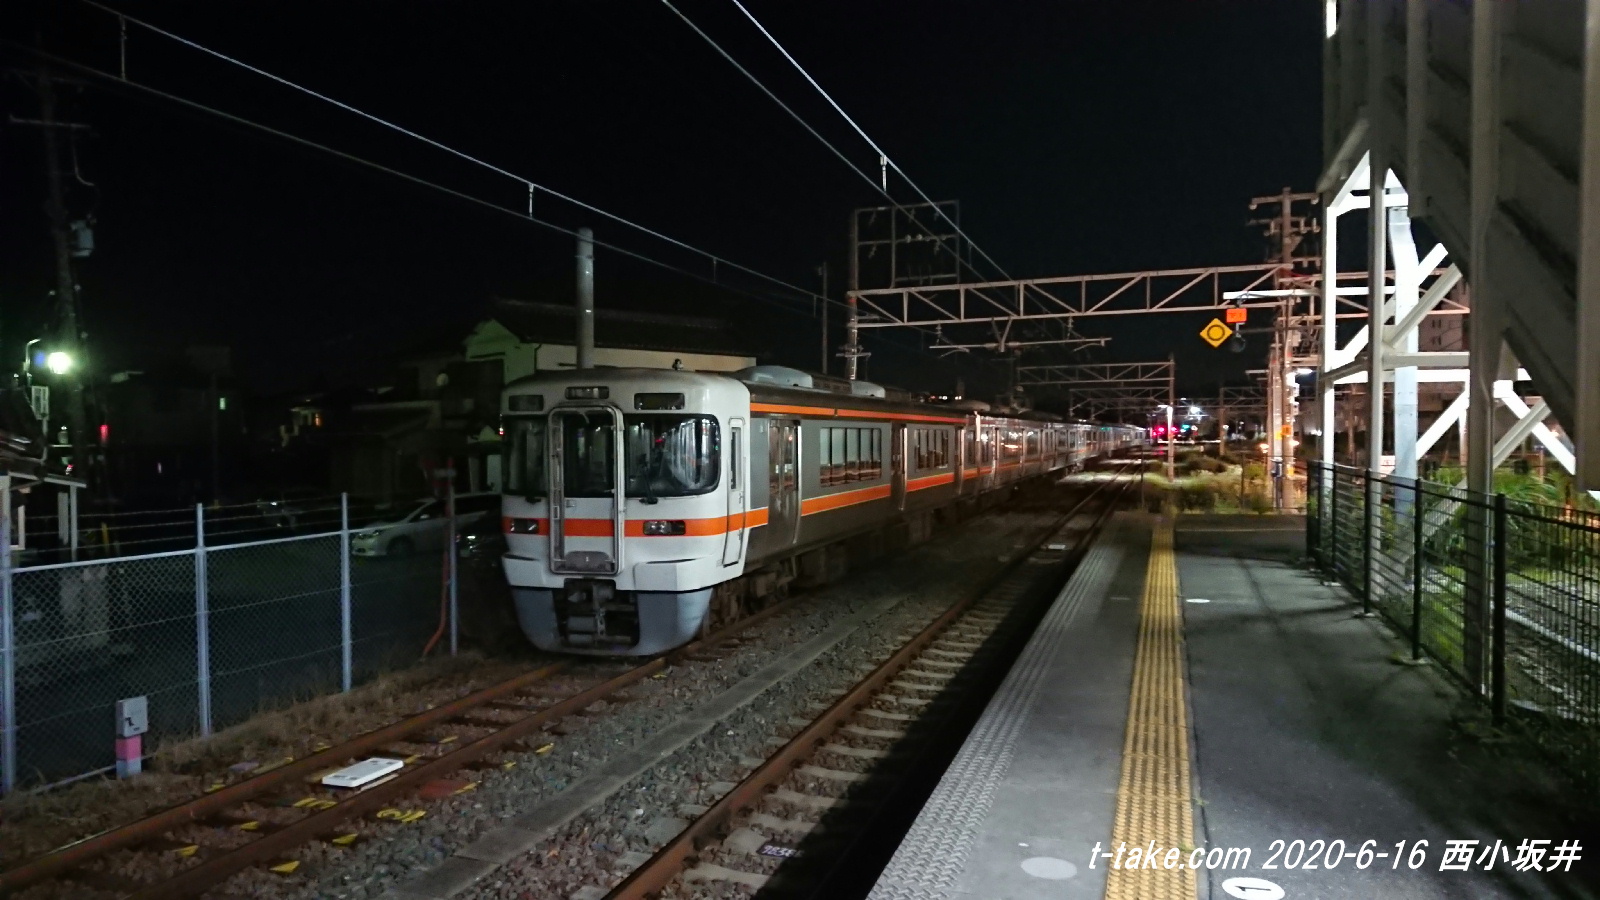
[1250,188,1319,510]
[818,261,829,376]
[576,228,595,370]
[36,69,89,477]
[844,212,861,381]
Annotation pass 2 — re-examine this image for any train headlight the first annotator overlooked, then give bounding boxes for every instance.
[642,520,687,536]
[504,517,541,534]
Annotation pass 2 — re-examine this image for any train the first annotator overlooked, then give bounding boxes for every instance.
[499,365,1143,655]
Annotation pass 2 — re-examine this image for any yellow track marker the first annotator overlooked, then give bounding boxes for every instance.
[534,743,554,755]
[174,844,200,858]
[330,833,359,846]
[269,860,300,875]
[1104,520,1197,900]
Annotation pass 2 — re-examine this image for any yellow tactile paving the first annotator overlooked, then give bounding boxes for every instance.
[1104,519,1197,900]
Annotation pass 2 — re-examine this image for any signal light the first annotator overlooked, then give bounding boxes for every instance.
[642,520,687,536]
[504,517,541,534]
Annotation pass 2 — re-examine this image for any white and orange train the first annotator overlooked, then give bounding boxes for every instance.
[499,366,1142,655]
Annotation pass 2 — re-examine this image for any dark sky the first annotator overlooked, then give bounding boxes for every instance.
[1,0,1323,406]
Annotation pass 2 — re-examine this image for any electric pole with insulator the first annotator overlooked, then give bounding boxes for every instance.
[35,68,90,478]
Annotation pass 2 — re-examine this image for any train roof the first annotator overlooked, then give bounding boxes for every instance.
[503,366,1137,430]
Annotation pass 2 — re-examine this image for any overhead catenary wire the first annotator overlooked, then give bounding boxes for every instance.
[667,0,1016,286]
[9,44,833,328]
[76,0,861,320]
[9,42,942,363]
[726,0,1011,281]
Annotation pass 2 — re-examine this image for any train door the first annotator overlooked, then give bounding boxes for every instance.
[766,420,800,546]
[722,418,745,566]
[548,407,624,575]
[891,422,907,510]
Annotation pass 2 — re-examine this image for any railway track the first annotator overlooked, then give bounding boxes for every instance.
[0,601,793,900]
[2,474,1124,900]
[596,474,1129,899]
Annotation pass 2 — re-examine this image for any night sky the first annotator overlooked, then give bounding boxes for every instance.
[1,0,1323,407]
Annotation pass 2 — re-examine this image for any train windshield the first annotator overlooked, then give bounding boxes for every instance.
[509,412,719,499]
[623,415,719,498]
[505,416,546,497]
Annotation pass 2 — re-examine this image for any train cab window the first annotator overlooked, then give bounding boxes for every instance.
[506,417,546,497]
[964,428,976,469]
[559,412,616,497]
[1025,430,1039,457]
[623,415,720,498]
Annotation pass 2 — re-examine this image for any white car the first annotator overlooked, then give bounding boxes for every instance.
[350,494,498,558]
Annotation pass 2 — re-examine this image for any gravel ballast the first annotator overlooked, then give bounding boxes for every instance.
[198,497,1080,900]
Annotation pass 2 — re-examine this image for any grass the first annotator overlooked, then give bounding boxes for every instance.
[1134,454,1280,514]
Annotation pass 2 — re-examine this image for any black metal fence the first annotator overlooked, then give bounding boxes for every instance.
[1308,462,1600,790]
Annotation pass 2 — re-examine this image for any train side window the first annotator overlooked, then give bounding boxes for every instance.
[829,428,846,486]
[731,428,740,490]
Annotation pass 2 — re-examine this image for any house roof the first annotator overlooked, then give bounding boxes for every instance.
[487,297,760,359]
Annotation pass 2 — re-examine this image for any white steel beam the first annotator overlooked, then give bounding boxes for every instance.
[1417,391,1469,459]
[1384,262,1460,349]
[1390,200,1421,485]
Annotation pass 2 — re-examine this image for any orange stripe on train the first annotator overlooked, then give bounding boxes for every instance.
[907,471,956,491]
[750,402,964,425]
[546,508,772,538]
[799,483,893,515]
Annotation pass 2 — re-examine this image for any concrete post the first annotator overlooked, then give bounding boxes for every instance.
[1463,0,1504,692]
[1366,153,1389,600]
[576,228,595,371]
[1389,202,1420,528]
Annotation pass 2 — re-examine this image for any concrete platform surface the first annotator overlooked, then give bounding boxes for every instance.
[866,513,1599,900]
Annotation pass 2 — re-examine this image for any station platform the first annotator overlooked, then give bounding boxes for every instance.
[868,513,1599,900]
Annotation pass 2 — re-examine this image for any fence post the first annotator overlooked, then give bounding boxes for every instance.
[1362,471,1375,615]
[340,493,352,692]
[1491,492,1508,726]
[447,480,458,657]
[1306,464,1319,565]
[195,504,212,737]
[1,515,16,795]
[1411,479,1424,661]
[1329,465,1340,581]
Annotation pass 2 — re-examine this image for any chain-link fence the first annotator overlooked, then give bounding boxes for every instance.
[0,494,459,793]
[1308,463,1600,791]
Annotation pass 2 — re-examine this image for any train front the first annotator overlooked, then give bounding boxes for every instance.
[499,368,750,655]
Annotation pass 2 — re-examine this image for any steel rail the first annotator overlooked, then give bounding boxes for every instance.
[2,592,796,898]
[605,474,1129,899]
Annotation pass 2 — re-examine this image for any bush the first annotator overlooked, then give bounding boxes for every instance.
[1180,456,1227,476]
[1178,482,1219,511]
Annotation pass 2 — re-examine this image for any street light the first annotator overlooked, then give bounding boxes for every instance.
[45,351,73,375]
